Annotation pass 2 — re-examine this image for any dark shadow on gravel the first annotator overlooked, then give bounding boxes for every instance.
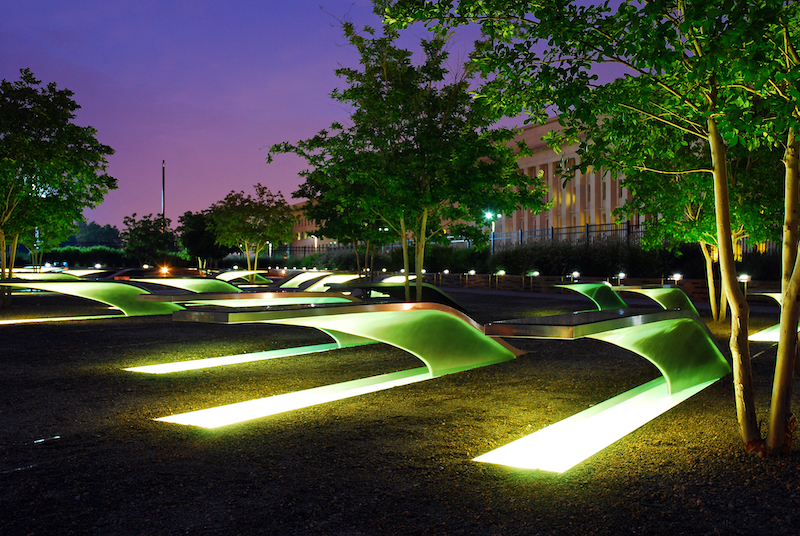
[1,289,797,535]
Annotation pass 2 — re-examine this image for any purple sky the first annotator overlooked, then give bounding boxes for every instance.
[1,1,485,229]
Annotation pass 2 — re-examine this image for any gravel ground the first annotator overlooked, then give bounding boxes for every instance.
[1,288,798,535]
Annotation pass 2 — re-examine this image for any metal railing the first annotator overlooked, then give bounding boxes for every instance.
[491,222,644,249]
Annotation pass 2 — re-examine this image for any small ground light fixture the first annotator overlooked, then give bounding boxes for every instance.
[94,263,102,269]
[738,274,751,283]
[468,269,476,275]
[160,266,169,275]
[496,269,506,276]
[443,269,450,275]
[527,270,540,277]
[142,264,150,269]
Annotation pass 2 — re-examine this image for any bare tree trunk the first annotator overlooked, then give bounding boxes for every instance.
[352,239,362,278]
[400,218,410,302]
[767,128,800,454]
[709,118,762,451]
[700,240,720,322]
[415,208,428,302]
[0,230,7,308]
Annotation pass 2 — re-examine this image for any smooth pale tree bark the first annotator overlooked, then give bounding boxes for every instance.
[700,240,720,322]
[400,217,411,302]
[709,118,762,451]
[415,208,429,302]
[767,129,800,453]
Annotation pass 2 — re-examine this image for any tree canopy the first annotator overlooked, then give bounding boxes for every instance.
[120,213,175,266]
[0,68,117,287]
[177,210,235,271]
[270,23,549,299]
[208,184,296,272]
[385,0,800,454]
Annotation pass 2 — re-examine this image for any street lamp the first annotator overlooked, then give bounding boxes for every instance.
[485,211,498,255]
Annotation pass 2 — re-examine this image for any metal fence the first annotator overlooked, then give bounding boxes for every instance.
[257,222,783,260]
[491,222,645,249]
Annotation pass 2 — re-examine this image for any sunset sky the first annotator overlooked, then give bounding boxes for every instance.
[1,1,485,229]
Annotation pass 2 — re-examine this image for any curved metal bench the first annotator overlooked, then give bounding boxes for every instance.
[555,283,628,311]
[175,303,522,378]
[0,281,184,316]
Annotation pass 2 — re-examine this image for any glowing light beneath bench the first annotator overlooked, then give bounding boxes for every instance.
[156,367,432,428]
[475,377,717,473]
[125,343,341,373]
[0,314,123,325]
[749,324,786,343]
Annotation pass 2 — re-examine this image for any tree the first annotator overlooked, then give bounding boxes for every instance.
[611,127,783,322]
[1,68,116,302]
[74,220,121,246]
[208,184,296,272]
[385,0,800,454]
[121,213,175,266]
[177,210,235,271]
[270,23,549,300]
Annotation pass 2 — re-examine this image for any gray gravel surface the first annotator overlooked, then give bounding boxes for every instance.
[1,288,798,535]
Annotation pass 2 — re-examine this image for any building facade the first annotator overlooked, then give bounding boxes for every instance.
[494,117,631,236]
[289,117,634,249]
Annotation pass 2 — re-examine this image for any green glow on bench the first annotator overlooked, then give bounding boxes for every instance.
[555,283,628,311]
[216,270,273,284]
[0,281,183,316]
[618,287,699,315]
[278,271,332,288]
[156,367,432,428]
[304,274,360,292]
[475,377,717,473]
[0,314,124,325]
[130,278,241,294]
[183,295,354,308]
[13,271,82,281]
[747,293,785,342]
[125,343,343,373]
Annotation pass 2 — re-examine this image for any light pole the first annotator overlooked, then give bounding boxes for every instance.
[485,211,497,255]
[161,160,166,232]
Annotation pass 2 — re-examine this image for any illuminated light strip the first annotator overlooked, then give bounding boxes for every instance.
[156,367,432,428]
[748,323,793,343]
[474,377,717,473]
[125,343,341,373]
[0,314,124,325]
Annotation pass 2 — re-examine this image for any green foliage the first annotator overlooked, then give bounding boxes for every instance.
[41,245,128,267]
[72,220,121,246]
[208,184,296,272]
[488,241,701,279]
[423,244,491,274]
[0,68,117,279]
[177,210,235,269]
[270,23,549,299]
[120,213,176,265]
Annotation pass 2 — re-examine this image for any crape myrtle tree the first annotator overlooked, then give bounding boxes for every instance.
[269,23,549,301]
[385,0,800,454]
[208,184,296,273]
[74,220,121,246]
[121,213,176,266]
[609,124,783,322]
[294,173,393,278]
[0,69,116,304]
[177,210,235,271]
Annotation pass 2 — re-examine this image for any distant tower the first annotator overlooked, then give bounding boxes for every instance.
[161,160,166,232]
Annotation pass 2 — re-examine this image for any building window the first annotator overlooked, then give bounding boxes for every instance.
[602,181,607,201]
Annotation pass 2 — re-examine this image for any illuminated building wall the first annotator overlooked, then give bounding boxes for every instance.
[495,117,632,234]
